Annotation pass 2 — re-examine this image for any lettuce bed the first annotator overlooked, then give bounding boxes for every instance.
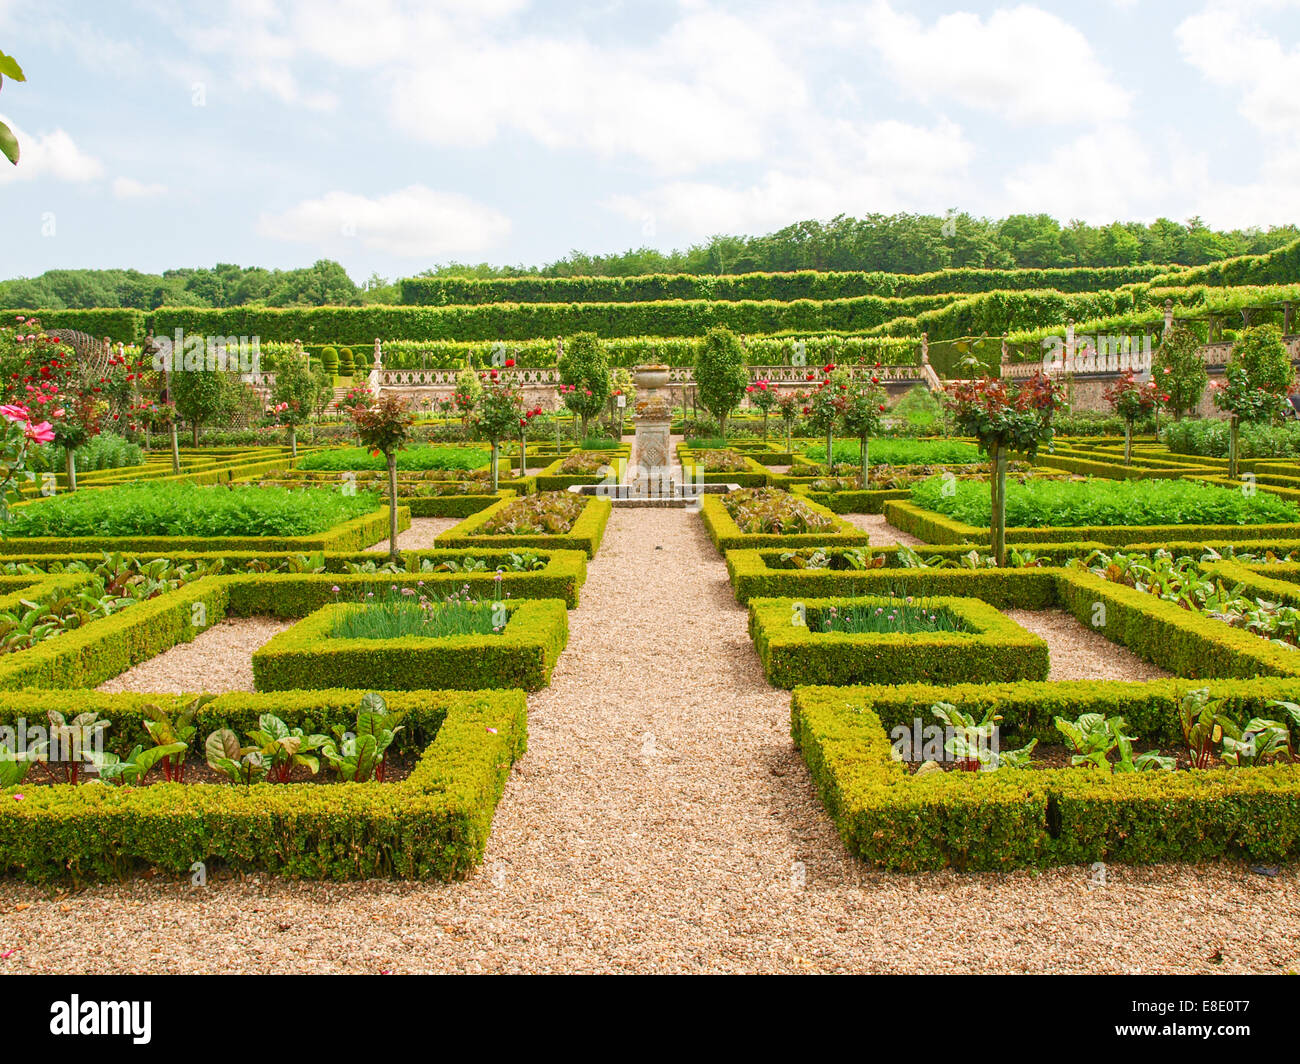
[6,482,381,538]
[296,446,491,471]
[909,476,1299,528]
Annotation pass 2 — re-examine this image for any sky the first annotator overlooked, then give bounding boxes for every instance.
[2,0,1300,282]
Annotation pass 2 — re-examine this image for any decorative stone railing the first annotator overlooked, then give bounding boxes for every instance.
[377,363,928,389]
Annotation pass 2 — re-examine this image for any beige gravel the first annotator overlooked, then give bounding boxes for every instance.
[841,511,928,546]
[365,517,460,552]
[1003,608,1173,682]
[4,509,1296,974]
[96,617,293,694]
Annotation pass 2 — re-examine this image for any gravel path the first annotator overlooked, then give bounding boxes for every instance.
[97,617,294,694]
[841,512,927,546]
[365,517,460,552]
[1003,608,1173,682]
[6,510,1297,974]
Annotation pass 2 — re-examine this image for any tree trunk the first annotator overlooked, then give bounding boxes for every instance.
[825,425,833,474]
[192,422,199,447]
[991,444,1008,568]
[387,452,400,565]
[490,440,500,492]
[518,430,527,479]
[1228,416,1240,479]
[719,412,728,440]
[860,435,870,489]
[288,423,297,458]
[762,411,769,441]
[1124,420,1133,465]
[169,422,181,475]
[785,420,792,454]
[64,449,77,493]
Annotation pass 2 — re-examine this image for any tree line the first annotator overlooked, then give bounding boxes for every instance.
[5,212,1298,310]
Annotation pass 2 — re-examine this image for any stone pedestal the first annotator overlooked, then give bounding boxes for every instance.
[631,364,672,491]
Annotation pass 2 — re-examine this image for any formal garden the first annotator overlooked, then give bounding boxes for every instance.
[1,238,1299,974]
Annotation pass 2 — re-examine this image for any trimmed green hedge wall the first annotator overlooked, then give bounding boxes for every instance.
[399,265,1171,306]
[748,595,1049,688]
[792,680,1300,871]
[698,494,870,553]
[252,598,569,693]
[0,689,527,883]
[436,496,611,557]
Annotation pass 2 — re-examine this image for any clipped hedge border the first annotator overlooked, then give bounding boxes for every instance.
[725,558,1300,680]
[791,679,1300,871]
[0,506,409,556]
[724,549,1062,607]
[220,553,589,613]
[0,577,229,691]
[534,456,625,492]
[883,499,1300,548]
[0,547,592,606]
[748,594,1049,688]
[436,496,611,557]
[676,446,771,487]
[698,494,870,553]
[0,689,527,883]
[791,484,910,514]
[252,599,569,692]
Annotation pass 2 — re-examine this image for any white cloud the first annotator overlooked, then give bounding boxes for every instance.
[112,176,168,200]
[606,118,973,236]
[256,184,511,257]
[0,114,104,183]
[1176,5,1300,133]
[997,124,1242,225]
[858,2,1132,124]
[387,9,808,173]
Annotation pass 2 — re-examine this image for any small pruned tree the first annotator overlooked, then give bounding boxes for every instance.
[946,372,1065,567]
[1152,324,1208,421]
[693,327,748,439]
[558,332,609,439]
[271,347,318,456]
[473,367,523,492]
[1213,325,1294,478]
[841,370,888,488]
[1102,370,1162,465]
[348,393,415,564]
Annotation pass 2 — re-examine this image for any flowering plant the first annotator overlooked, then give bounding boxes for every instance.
[945,372,1065,566]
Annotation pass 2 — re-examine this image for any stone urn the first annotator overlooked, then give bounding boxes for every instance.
[631,363,672,480]
[635,364,671,390]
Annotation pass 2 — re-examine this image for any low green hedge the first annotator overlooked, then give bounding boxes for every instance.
[1057,569,1300,680]
[252,598,569,692]
[436,496,611,557]
[677,450,770,487]
[0,689,527,882]
[748,595,1049,688]
[0,577,229,690]
[884,499,1300,548]
[220,552,589,612]
[0,506,408,555]
[791,484,910,514]
[698,494,870,552]
[792,680,1300,871]
[534,456,625,492]
[724,549,1061,607]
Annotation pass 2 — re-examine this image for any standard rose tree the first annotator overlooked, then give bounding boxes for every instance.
[347,393,415,564]
[841,367,889,488]
[746,379,777,440]
[1103,370,1163,465]
[1212,326,1296,479]
[472,366,524,492]
[945,372,1065,567]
